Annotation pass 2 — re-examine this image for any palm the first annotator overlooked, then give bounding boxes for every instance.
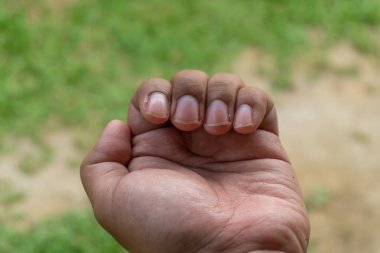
[118,123,305,252]
[81,71,309,253]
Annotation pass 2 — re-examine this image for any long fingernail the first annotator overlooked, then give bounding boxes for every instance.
[173,95,200,124]
[205,100,230,126]
[234,104,253,128]
[146,92,169,118]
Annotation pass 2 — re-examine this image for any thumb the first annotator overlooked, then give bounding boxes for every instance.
[80,120,131,207]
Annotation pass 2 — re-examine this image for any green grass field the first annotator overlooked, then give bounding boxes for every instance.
[1,0,380,142]
[1,0,380,252]
[0,212,126,252]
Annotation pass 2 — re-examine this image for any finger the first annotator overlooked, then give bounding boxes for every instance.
[80,120,131,207]
[170,69,208,131]
[128,78,172,135]
[204,73,244,135]
[248,251,288,253]
[233,86,278,135]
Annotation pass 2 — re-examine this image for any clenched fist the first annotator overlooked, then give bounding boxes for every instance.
[81,70,310,253]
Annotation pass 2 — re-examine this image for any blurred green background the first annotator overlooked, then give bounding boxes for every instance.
[1,0,380,252]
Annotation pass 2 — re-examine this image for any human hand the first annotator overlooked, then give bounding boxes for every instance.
[80,70,310,253]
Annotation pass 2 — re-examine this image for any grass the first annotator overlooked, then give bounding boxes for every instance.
[0,180,25,207]
[1,0,380,143]
[17,142,53,175]
[1,0,380,252]
[305,186,334,212]
[0,211,127,253]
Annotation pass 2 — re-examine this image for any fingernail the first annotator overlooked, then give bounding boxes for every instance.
[205,100,230,126]
[234,104,253,128]
[247,251,287,253]
[174,95,200,124]
[146,92,169,118]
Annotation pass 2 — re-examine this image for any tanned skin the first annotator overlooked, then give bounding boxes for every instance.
[81,70,310,253]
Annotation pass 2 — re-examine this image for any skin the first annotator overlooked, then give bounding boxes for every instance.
[80,70,310,253]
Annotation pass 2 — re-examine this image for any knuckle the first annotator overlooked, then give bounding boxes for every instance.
[245,87,268,102]
[137,78,171,106]
[175,76,203,89]
[240,87,274,115]
[172,69,207,82]
[208,79,229,92]
[208,83,233,101]
[171,70,208,99]
[209,73,243,88]
[140,78,171,93]
[207,73,243,102]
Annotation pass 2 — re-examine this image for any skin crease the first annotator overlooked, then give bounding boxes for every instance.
[80,70,310,253]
